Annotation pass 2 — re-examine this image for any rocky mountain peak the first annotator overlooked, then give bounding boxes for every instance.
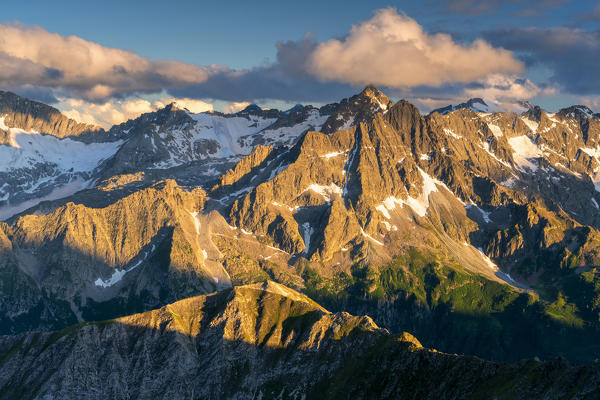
[321,86,393,134]
[521,104,544,123]
[108,103,195,140]
[235,103,281,119]
[516,100,536,112]
[239,103,262,113]
[360,85,391,105]
[0,90,102,140]
[282,104,303,115]
[557,104,597,120]
[431,97,490,115]
[149,103,195,127]
[466,97,488,109]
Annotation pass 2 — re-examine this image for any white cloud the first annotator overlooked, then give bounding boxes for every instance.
[410,97,465,111]
[223,101,251,113]
[462,74,557,111]
[0,14,577,112]
[0,23,221,101]
[306,8,523,88]
[121,99,154,116]
[154,98,214,114]
[60,99,130,127]
[464,75,549,101]
[574,96,600,113]
[401,73,559,113]
[58,97,214,128]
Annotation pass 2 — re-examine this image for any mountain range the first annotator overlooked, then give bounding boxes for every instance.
[1,86,600,398]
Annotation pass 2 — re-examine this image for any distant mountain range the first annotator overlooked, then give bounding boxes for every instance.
[1,87,600,398]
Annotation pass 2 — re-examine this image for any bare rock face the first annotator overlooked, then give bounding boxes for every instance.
[1,281,599,400]
[214,145,274,189]
[0,179,236,333]
[0,90,102,139]
[5,85,600,381]
[431,97,491,114]
[223,99,505,277]
[321,85,393,134]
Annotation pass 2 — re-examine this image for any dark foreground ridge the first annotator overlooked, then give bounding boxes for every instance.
[0,281,598,400]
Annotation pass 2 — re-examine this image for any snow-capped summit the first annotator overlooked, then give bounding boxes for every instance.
[431,98,490,115]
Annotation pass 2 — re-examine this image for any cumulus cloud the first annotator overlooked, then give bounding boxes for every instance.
[0,23,222,101]
[0,22,354,105]
[0,12,525,105]
[59,97,213,128]
[464,74,554,103]
[154,98,213,114]
[2,11,587,115]
[574,96,600,112]
[304,8,523,88]
[224,101,251,113]
[389,73,554,113]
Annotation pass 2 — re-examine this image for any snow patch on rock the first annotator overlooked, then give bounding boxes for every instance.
[466,204,492,223]
[0,118,122,173]
[443,128,462,140]
[320,150,348,159]
[520,117,539,133]
[304,183,343,202]
[508,136,542,171]
[376,169,441,218]
[487,123,503,137]
[360,227,384,246]
[302,222,314,253]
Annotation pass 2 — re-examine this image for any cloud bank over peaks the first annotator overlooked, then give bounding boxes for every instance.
[463,74,556,110]
[0,23,222,101]
[1,8,584,126]
[400,74,554,114]
[59,97,214,128]
[303,8,524,88]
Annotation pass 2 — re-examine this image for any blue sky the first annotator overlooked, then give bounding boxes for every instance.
[3,0,592,68]
[0,0,598,126]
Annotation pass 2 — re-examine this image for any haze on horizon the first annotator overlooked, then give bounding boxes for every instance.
[0,0,598,128]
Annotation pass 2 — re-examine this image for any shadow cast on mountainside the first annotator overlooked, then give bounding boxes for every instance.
[204,148,286,213]
[1,287,598,400]
[521,159,600,232]
[0,225,220,335]
[5,185,150,224]
[5,164,231,223]
[466,202,600,282]
[304,281,600,364]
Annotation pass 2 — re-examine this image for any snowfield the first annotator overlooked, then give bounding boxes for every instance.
[0,117,122,172]
[0,116,123,220]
